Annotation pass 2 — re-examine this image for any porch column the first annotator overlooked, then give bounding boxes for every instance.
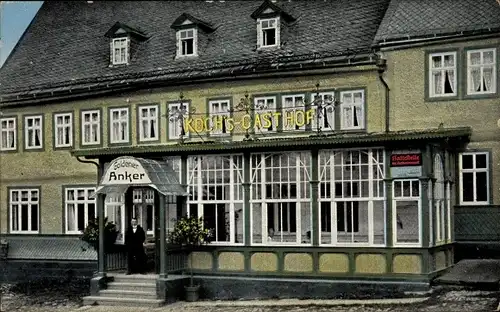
[159,194,167,278]
[97,193,107,276]
[310,149,319,246]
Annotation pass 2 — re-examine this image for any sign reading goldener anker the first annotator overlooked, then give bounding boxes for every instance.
[390,152,422,178]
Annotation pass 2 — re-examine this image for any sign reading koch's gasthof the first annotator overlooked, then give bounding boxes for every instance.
[390,153,422,167]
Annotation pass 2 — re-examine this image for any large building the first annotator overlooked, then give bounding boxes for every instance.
[0,0,499,304]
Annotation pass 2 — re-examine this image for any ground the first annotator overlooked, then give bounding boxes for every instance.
[0,279,499,312]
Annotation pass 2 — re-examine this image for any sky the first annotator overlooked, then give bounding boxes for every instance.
[1,1,43,68]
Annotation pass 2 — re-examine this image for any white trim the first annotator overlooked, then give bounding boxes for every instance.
[467,48,496,95]
[111,37,129,65]
[54,112,73,148]
[339,90,365,130]
[132,189,155,235]
[168,102,190,140]
[429,51,457,98]
[281,94,306,131]
[253,96,277,133]
[176,28,198,58]
[65,187,96,235]
[257,17,279,49]
[9,188,40,234]
[458,152,490,205]
[109,107,129,144]
[24,115,43,149]
[81,110,101,145]
[138,105,159,142]
[311,92,335,132]
[392,179,421,247]
[0,117,16,151]
[208,99,231,136]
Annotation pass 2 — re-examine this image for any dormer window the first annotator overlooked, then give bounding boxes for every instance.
[105,22,148,67]
[171,13,215,59]
[178,28,197,57]
[112,37,129,65]
[258,18,278,48]
[251,0,295,50]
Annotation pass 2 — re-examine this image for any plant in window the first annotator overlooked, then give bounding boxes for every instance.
[80,217,119,252]
[168,215,212,301]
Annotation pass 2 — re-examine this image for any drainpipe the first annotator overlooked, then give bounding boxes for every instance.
[75,156,100,183]
[377,58,390,133]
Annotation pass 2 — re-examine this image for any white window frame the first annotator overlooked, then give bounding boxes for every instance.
[138,105,159,142]
[208,99,231,136]
[111,37,129,65]
[105,194,126,244]
[467,48,497,95]
[392,179,421,247]
[253,96,277,133]
[312,92,335,132]
[177,28,198,57]
[281,94,306,131]
[0,117,17,151]
[340,90,364,130]
[65,187,96,235]
[81,110,101,146]
[24,115,43,150]
[54,112,73,148]
[429,52,457,97]
[459,152,490,205]
[109,107,129,144]
[257,18,279,48]
[132,189,155,236]
[9,188,40,234]
[168,102,190,140]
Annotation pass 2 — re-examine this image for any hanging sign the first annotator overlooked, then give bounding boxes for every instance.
[390,152,422,178]
[101,158,152,185]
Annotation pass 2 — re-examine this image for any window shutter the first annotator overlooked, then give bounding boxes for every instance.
[109,40,114,65]
[256,20,262,49]
[126,37,131,64]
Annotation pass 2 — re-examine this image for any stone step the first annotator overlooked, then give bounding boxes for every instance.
[99,289,158,299]
[109,274,157,284]
[83,296,164,308]
[107,282,157,292]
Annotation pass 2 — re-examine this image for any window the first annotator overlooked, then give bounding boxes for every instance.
[24,115,43,149]
[467,48,496,95]
[282,94,305,131]
[111,37,129,65]
[429,52,457,97]
[138,105,159,142]
[109,107,129,144]
[258,18,279,48]
[188,155,244,244]
[340,90,364,130]
[54,113,73,148]
[253,96,277,133]
[177,29,197,57]
[168,102,190,140]
[132,189,155,235]
[208,100,231,136]
[433,154,446,244]
[459,152,489,205]
[251,152,311,245]
[318,149,385,245]
[393,179,420,245]
[81,110,100,145]
[312,92,335,132]
[65,187,96,234]
[0,117,16,151]
[10,188,39,233]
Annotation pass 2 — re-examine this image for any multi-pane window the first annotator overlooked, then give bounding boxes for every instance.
[10,189,39,233]
[459,152,489,205]
[111,37,129,65]
[105,194,125,243]
[312,92,335,132]
[282,94,305,131]
[251,152,311,245]
[177,29,197,57]
[168,102,190,139]
[54,113,73,148]
[187,155,244,244]
[253,96,277,133]
[393,179,420,245]
[81,110,100,145]
[467,48,496,94]
[0,117,16,151]
[109,107,129,144]
[65,187,96,234]
[340,90,364,130]
[258,18,279,48]
[24,115,43,149]
[138,105,159,142]
[208,100,231,136]
[429,52,457,97]
[318,149,385,245]
[433,154,446,243]
[132,189,155,235]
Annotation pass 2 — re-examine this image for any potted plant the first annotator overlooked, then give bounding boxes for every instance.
[168,215,212,302]
[81,217,119,252]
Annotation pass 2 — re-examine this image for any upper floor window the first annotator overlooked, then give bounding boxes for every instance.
[177,29,197,57]
[65,187,96,234]
[258,18,279,48]
[81,110,100,146]
[340,90,364,130]
[281,94,305,131]
[429,52,457,97]
[138,105,159,142]
[467,48,496,95]
[109,107,129,144]
[208,99,231,136]
[168,102,189,140]
[312,92,335,132]
[10,188,39,233]
[111,37,129,65]
[254,96,277,133]
[24,115,43,150]
[459,152,489,205]
[54,113,73,148]
[0,117,16,151]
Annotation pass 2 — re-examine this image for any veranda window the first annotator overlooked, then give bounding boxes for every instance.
[105,194,125,243]
[132,189,155,235]
[433,154,446,244]
[393,179,421,246]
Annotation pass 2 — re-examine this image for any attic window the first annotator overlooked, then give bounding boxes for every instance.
[251,0,295,50]
[112,37,129,65]
[105,22,148,67]
[258,18,278,48]
[177,28,197,57]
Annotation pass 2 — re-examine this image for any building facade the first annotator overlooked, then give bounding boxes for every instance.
[0,0,498,301]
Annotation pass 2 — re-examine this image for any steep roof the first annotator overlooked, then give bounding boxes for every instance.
[0,0,389,102]
[374,0,500,44]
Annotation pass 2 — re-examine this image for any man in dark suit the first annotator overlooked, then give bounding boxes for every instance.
[125,218,146,274]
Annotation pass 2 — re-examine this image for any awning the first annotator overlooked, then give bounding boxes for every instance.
[93,156,188,197]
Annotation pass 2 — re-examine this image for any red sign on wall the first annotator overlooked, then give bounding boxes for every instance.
[390,153,422,167]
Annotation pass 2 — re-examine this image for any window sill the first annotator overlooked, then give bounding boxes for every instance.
[425,94,459,102]
[10,231,39,235]
[0,148,18,153]
[175,54,198,60]
[463,92,498,100]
